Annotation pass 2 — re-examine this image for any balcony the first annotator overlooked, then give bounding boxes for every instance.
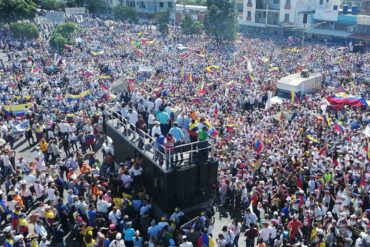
[284,4,291,9]
[247,16,252,21]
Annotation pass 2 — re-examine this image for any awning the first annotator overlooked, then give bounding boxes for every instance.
[306,28,351,38]
[350,33,370,41]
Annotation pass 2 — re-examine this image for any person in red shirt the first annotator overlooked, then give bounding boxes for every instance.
[287,215,303,242]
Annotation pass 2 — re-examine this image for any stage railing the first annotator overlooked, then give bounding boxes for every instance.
[104,108,214,171]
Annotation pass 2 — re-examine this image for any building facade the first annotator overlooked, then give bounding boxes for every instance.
[240,0,370,41]
[108,0,174,14]
[241,0,341,28]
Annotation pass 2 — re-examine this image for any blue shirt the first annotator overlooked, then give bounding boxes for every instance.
[124,227,135,241]
[147,225,159,238]
[133,236,143,247]
[88,209,97,227]
[156,111,169,124]
[169,126,184,141]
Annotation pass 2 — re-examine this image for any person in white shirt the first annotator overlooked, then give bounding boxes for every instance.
[259,222,271,244]
[109,233,125,247]
[221,226,235,246]
[151,122,162,137]
[128,108,138,127]
[120,172,133,189]
[228,219,242,246]
[34,221,48,239]
[46,183,57,205]
[97,195,111,215]
[179,236,193,247]
[243,208,258,227]
[108,207,122,226]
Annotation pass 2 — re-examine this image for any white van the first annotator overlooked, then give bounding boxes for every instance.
[274,70,323,101]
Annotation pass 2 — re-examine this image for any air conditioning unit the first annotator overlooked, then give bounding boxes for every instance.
[301,69,309,78]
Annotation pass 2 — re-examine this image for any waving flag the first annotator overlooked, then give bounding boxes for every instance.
[15,120,29,132]
[307,135,319,143]
[254,139,264,154]
[31,65,41,74]
[3,103,33,117]
[291,91,300,104]
[319,145,328,156]
[333,121,344,134]
[323,114,332,126]
[245,73,254,84]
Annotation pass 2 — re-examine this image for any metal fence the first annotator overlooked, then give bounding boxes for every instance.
[104,108,214,171]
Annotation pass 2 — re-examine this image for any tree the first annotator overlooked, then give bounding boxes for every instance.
[9,22,39,39]
[85,0,109,15]
[33,0,65,10]
[204,0,237,42]
[0,0,37,23]
[181,12,203,35]
[55,22,79,39]
[49,32,69,51]
[155,11,170,35]
[113,5,138,23]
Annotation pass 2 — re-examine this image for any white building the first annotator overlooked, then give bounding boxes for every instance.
[108,0,174,14]
[241,0,341,29]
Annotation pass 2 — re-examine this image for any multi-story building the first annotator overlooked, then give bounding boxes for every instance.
[342,0,370,14]
[240,0,370,42]
[241,0,341,29]
[108,0,175,14]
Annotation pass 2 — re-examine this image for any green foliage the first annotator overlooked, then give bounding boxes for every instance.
[155,11,170,35]
[0,0,37,23]
[113,5,138,23]
[181,12,203,35]
[9,22,39,39]
[85,0,108,15]
[49,22,78,52]
[33,0,65,10]
[55,22,79,39]
[204,0,237,42]
[49,32,69,51]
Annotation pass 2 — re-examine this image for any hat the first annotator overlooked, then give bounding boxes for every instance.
[116,233,122,240]
[109,224,115,230]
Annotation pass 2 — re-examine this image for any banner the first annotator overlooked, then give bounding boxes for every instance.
[65,90,91,102]
[2,103,33,117]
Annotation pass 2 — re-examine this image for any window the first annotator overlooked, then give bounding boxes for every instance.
[273,0,279,3]
[248,0,252,4]
[247,11,251,17]
[159,2,164,7]
[303,13,308,24]
[284,13,289,22]
[168,2,172,8]
[286,0,290,5]
[319,0,323,4]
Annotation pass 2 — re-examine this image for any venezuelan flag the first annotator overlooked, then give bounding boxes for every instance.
[327,96,369,108]
[333,121,344,134]
[91,50,105,56]
[323,114,332,126]
[205,65,220,73]
[307,135,319,143]
[65,90,90,102]
[291,91,299,104]
[3,103,33,117]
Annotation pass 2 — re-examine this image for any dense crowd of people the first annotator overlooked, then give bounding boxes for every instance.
[0,16,369,247]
